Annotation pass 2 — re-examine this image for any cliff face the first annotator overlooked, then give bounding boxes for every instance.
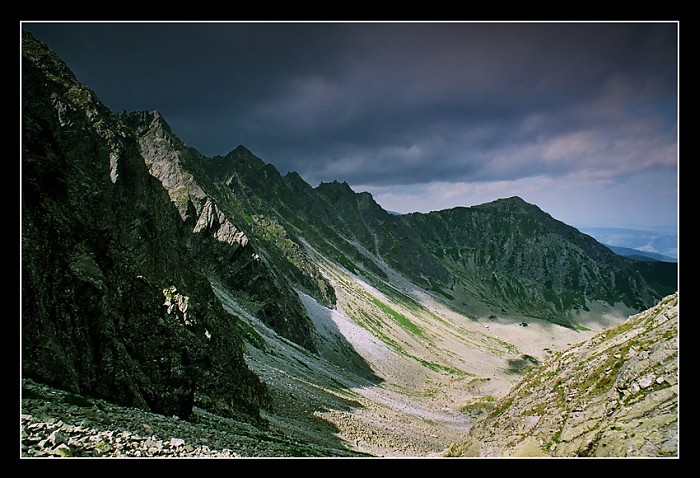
[21,31,269,422]
[123,111,324,352]
[446,293,679,457]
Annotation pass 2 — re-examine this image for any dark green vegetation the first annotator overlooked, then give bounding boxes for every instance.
[401,199,676,324]
[506,354,540,375]
[201,140,676,327]
[206,145,676,326]
[460,395,498,416]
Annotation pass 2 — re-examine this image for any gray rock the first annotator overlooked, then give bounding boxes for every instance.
[169,438,185,448]
[52,443,72,457]
[22,31,269,423]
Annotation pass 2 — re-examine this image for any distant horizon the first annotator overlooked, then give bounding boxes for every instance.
[22,22,678,232]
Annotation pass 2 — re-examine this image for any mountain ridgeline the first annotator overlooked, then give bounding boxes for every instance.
[22,30,677,430]
[21,32,268,422]
[204,146,676,326]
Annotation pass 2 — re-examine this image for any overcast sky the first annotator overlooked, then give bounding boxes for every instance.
[23,22,678,230]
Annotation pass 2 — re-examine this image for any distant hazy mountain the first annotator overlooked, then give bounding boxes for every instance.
[577,226,677,259]
[606,245,676,263]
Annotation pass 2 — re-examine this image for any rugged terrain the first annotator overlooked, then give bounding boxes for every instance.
[445,293,679,457]
[22,32,268,422]
[204,147,676,327]
[21,31,679,458]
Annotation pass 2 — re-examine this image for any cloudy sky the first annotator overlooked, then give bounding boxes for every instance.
[24,22,678,230]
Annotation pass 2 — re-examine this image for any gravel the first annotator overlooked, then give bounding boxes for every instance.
[20,379,362,458]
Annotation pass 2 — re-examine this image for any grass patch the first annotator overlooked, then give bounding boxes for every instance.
[233,316,268,351]
[488,394,515,419]
[460,395,498,415]
[545,429,562,451]
[23,384,94,408]
[411,355,467,376]
[428,281,455,300]
[371,298,424,338]
[22,386,51,401]
[63,393,94,407]
[336,254,358,274]
[369,279,424,313]
[575,346,632,398]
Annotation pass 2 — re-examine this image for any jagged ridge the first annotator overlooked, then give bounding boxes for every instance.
[22,31,269,422]
[21,29,678,450]
[204,148,676,325]
[123,112,334,352]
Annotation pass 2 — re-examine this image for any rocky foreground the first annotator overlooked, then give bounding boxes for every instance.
[20,379,362,458]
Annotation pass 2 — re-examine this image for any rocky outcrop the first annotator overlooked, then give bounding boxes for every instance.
[21,378,361,457]
[22,31,268,422]
[123,112,325,352]
[445,293,678,457]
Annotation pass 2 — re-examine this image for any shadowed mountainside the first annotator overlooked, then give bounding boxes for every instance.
[22,30,269,422]
[21,30,679,458]
[205,148,676,326]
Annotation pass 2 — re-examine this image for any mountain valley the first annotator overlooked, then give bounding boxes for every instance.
[20,31,679,458]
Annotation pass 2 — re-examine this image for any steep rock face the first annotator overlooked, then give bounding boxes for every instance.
[446,293,678,457]
[124,112,323,352]
[207,149,449,290]
[22,31,268,421]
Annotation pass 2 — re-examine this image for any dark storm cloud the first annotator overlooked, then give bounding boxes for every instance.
[24,22,677,190]
[24,23,354,113]
[242,23,677,186]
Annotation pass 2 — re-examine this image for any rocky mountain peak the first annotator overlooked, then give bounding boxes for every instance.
[316,179,353,194]
[227,145,265,167]
[204,145,269,180]
[22,30,77,84]
[22,30,679,459]
[476,195,545,215]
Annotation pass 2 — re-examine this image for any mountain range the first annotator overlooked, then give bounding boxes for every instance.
[605,245,676,263]
[578,226,678,260]
[20,31,678,457]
